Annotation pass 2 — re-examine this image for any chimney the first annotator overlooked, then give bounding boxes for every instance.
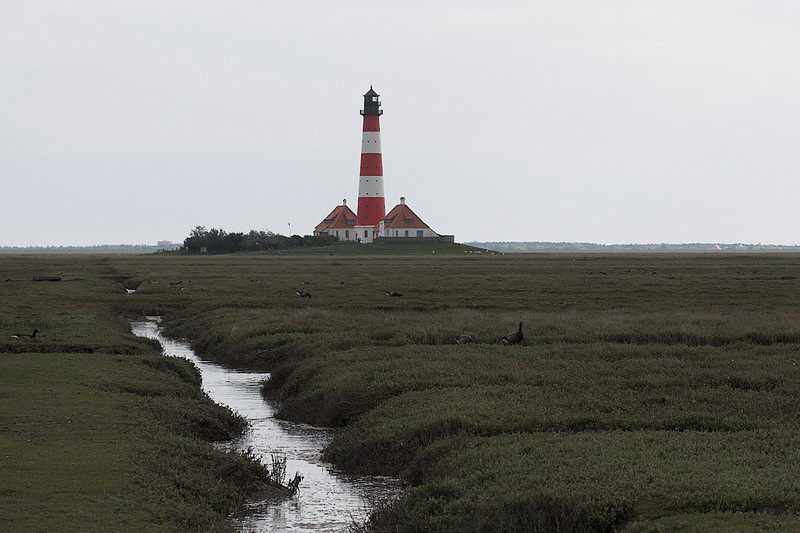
[342,199,347,206]
[400,196,405,205]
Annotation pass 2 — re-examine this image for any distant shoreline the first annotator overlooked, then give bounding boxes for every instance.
[0,244,181,254]
[470,242,800,253]
[3,241,800,254]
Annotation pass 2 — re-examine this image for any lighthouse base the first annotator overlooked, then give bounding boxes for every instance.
[354,226,379,243]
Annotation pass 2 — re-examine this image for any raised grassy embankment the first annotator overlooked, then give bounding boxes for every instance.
[0,255,287,532]
[5,248,800,531]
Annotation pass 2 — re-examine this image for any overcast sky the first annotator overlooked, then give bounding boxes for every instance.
[2,1,799,246]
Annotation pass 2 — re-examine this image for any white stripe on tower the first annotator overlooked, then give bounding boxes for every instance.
[359,176,383,196]
[361,132,382,154]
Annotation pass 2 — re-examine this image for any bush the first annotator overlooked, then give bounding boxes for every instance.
[182,226,336,253]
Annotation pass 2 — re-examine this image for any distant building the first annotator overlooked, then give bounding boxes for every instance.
[156,240,180,250]
[313,87,451,243]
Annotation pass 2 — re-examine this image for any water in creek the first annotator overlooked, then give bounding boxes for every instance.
[131,318,403,532]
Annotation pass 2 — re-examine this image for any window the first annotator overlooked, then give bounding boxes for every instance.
[345,230,349,238]
[347,220,354,226]
[336,230,339,237]
[417,230,423,237]
[364,230,368,237]
[404,230,409,237]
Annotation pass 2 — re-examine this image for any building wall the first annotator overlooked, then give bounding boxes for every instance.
[384,227,439,238]
[328,228,359,242]
[318,225,446,243]
[354,226,378,243]
[375,235,455,243]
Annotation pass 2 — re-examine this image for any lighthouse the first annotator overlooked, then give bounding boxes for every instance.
[356,87,385,237]
[313,87,453,244]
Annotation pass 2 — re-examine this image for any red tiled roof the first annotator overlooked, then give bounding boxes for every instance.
[377,203,430,229]
[315,204,357,233]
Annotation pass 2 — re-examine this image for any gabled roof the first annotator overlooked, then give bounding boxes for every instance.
[315,203,357,233]
[364,86,379,97]
[378,203,430,229]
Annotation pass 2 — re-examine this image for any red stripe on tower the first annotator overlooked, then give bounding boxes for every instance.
[357,87,386,227]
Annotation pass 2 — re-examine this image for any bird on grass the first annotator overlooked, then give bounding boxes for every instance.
[301,280,313,285]
[386,291,403,297]
[294,289,312,298]
[502,322,523,345]
[454,334,475,345]
[11,329,39,340]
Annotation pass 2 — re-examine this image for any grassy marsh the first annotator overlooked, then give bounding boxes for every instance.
[0,256,289,532]
[3,250,800,531]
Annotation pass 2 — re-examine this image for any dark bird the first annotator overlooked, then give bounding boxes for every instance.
[11,329,39,340]
[386,291,403,297]
[170,281,183,285]
[502,322,523,345]
[454,334,475,345]
[294,290,312,298]
[301,280,313,285]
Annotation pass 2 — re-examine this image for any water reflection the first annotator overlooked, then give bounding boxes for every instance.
[131,318,403,532]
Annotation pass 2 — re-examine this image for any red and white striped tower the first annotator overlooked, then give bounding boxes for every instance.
[357,87,385,228]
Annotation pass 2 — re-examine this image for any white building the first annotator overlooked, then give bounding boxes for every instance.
[313,200,359,241]
[315,196,450,243]
[379,197,441,240]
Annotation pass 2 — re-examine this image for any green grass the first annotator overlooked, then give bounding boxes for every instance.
[0,350,281,531]
[265,241,487,255]
[378,430,800,531]
[0,255,288,532]
[4,252,800,531]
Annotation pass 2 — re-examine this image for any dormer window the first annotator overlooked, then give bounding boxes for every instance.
[347,220,354,226]
[405,218,414,223]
